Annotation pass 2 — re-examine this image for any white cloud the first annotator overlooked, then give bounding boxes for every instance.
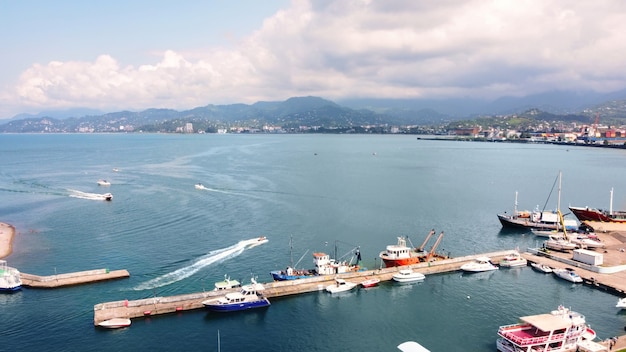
[4,0,626,117]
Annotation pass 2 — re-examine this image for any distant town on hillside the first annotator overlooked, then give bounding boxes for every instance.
[1,95,626,146]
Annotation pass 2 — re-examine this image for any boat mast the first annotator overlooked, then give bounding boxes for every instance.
[557,171,562,213]
[610,187,614,215]
[514,191,518,216]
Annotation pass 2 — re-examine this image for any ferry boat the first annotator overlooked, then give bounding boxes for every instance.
[496,305,597,352]
[0,260,22,292]
[202,278,270,312]
[379,230,448,268]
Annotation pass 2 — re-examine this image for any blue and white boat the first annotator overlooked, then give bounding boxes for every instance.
[202,278,270,312]
[0,260,22,293]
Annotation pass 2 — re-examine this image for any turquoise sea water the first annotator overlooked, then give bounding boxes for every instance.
[1,134,626,351]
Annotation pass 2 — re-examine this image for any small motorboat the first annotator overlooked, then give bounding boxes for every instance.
[195,183,206,190]
[460,257,498,272]
[397,341,431,352]
[325,278,357,293]
[544,236,577,252]
[392,269,425,283]
[213,274,241,291]
[530,262,553,273]
[360,277,380,288]
[97,318,131,329]
[102,193,113,201]
[617,297,626,309]
[553,268,583,283]
[97,179,111,186]
[570,236,605,249]
[499,251,528,268]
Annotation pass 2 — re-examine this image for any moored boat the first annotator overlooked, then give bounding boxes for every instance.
[544,236,577,252]
[530,262,553,273]
[202,278,270,312]
[460,257,498,272]
[379,229,448,268]
[97,318,131,329]
[617,297,626,309]
[569,188,626,223]
[0,260,22,292]
[360,277,380,288]
[499,251,528,268]
[392,269,425,283]
[496,305,597,352]
[213,274,241,291]
[325,278,357,294]
[553,268,583,283]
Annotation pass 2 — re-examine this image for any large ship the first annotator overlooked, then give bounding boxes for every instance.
[379,229,448,268]
[569,188,626,223]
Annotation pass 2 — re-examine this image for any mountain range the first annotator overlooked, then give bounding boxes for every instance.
[2,89,626,133]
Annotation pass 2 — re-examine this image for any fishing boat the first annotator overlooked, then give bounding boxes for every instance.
[617,297,626,309]
[379,229,448,268]
[392,269,425,283]
[497,172,578,231]
[0,260,22,292]
[202,278,270,312]
[97,318,131,329]
[569,188,626,223]
[360,277,380,288]
[325,278,357,294]
[499,251,528,268]
[553,268,583,283]
[460,257,498,272]
[271,239,362,281]
[530,262,553,273]
[213,274,241,291]
[496,305,597,352]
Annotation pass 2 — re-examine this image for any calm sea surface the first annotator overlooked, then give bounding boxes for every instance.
[1,134,626,351]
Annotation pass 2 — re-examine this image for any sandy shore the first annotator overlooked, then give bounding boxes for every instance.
[0,222,15,259]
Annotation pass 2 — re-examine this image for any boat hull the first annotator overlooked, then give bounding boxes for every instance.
[98,318,131,329]
[204,298,270,312]
[570,206,626,223]
[270,270,315,281]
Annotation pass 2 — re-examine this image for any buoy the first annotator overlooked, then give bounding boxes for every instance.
[143,311,151,316]
[467,295,470,299]
[176,307,183,311]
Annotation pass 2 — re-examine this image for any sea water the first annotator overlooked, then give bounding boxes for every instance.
[1,134,625,351]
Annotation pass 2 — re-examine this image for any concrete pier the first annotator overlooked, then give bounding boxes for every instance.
[21,268,130,288]
[93,250,513,325]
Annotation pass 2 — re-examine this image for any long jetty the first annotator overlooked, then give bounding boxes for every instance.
[93,250,514,325]
[22,268,130,288]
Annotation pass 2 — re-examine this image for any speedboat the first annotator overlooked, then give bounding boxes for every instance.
[616,297,626,309]
[102,193,113,201]
[213,274,241,291]
[499,251,527,268]
[397,341,431,352]
[202,278,270,312]
[496,305,597,352]
[97,318,131,329]
[97,179,110,186]
[530,262,553,273]
[392,269,425,283]
[0,260,22,292]
[553,268,583,283]
[460,257,498,272]
[325,278,357,293]
[195,183,206,190]
[544,236,576,252]
[360,277,380,288]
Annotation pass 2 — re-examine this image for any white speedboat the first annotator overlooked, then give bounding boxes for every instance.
[0,260,22,292]
[553,268,583,283]
[325,278,357,293]
[530,262,553,273]
[97,179,111,186]
[617,297,626,309]
[544,236,576,252]
[570,236,605,249]
[460,257,498,272]
[98,318,131,329]
[195,183,206,190]
[499,251,527,268]
[392,269,425,283]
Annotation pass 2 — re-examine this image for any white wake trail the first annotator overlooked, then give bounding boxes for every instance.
[132,237,268,291]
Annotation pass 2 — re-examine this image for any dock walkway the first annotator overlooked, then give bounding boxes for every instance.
[21,268,130,288]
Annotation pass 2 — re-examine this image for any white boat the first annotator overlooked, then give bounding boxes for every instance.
[553,268,583,283]
[530,262,553,273]
[360,277,380,288]
[460,257,499,272]
[544,235,576,252]
[499,251,527,268]
[213,275,241,291]
[397,341,431,352]
[202,278,271,312]
[195,183,206,190]
[616,297,626,309]
[496,305,597,352]
[0,260,22,292]
[325,278,357,293]
[97,179,111,186]
[97,318,131,329]
[102,193,113,201]
[392,269,426,283]
[570,236,605,249]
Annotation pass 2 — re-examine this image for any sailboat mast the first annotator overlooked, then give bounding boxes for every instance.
[610,187,614,215]
[557,171,562,212]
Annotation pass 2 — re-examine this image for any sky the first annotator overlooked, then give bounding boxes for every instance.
[2,0,626,119]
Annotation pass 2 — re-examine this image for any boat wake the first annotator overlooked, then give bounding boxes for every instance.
[67,189,111,201]
[132,237,268,291]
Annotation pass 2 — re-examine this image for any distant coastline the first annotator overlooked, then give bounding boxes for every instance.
[416,135,626,149]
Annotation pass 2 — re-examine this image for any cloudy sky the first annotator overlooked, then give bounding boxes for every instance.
[1,0,626,119]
